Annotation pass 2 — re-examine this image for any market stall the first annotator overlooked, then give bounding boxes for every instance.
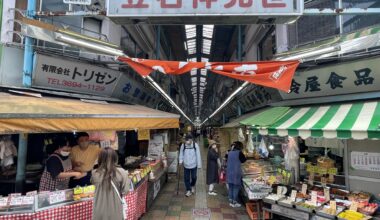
[0,91,179,219]
[242,101,380,220]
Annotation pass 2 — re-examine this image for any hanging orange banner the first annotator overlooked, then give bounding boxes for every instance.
[117,56,300,93]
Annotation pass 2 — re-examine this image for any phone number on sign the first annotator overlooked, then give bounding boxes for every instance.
[47,78,105,92]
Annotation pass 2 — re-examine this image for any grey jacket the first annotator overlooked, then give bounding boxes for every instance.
[179,142,202,169]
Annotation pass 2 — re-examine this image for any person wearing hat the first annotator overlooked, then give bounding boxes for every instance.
[179,134,202,197]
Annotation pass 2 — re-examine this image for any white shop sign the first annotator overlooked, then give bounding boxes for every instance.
[107,0,303,17]
[32,54,122,96]
[280,57,380,100]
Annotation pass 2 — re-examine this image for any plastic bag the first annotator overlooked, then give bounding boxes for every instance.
[246,134,254,153]
[238,128,245,142]
[219,169,226,183]
[258,138,269,158]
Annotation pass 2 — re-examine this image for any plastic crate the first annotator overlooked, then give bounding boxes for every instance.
[246,202,270,220]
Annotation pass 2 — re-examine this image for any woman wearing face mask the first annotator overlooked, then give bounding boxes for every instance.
[206,140,220,196]
[39,137,85,192]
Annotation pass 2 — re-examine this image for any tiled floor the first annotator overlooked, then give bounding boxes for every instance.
[141,138,250,220]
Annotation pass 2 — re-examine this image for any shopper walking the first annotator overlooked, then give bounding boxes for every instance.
[91,147,130,220]
[226,141,247,207]
[206,140,220,196]
[179,134,202,197]
[39,137,85,192]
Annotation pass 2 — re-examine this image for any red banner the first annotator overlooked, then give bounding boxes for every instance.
[117,56,300,92]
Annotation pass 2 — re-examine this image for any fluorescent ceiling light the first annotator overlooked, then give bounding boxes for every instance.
[203,25,214,38]
[201,57,209,62]
[184,42,187,50]
[279,46,341,61]
[185,25,196,39]
[202,38,212,54]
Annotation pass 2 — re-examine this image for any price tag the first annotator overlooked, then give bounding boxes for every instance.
[84,185,95,194]
[26,191,37,196]
[311,191,318,206]
[277,186,282,196]
[350,201,358,212]
[9,193,21,198]
[49,191,66,204]
[324,188,330,202]
[328,168,338,175]
[74,187,83,195]
[9,197,23,206]
[328,174,335,183]
[308,173,314,186]
[0,198,8,207]
[301,184,307,195]
[290,190,297,202]
[100,140,111,148]
[22,196,34,205]
[321,177,327,187]
[330,200,337,211]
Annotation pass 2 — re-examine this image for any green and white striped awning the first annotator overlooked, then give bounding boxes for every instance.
[256,101,380,140]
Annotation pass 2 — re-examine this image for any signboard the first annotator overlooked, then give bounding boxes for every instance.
[107,0,303,17]
[138,129,150,141]
[111,73,160,108]
[148,135,164,157]
[351,151,380,172]
[32,54,122,97]
[280,57,380,100]
[63,0,91,5]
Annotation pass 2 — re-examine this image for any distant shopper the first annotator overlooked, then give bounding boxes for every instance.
[92,147,130,220]
[179,134,202,197]
[70,132,101,187]
[206,140,220,196]
[39,137,84,192]
[226,141,247,208]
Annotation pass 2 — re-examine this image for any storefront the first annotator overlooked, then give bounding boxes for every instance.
[0,90,179,220]
[238,100,380,219]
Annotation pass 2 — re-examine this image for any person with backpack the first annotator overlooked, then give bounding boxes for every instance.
[179,134,202,197]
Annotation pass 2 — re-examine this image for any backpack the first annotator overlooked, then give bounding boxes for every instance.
[182,141,196,154]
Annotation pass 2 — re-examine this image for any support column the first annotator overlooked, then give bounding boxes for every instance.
[15,134,28,192]
[237,25,242,61]
[22,0,36,87]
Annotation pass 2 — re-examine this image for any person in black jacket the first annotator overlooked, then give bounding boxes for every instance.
[206,140,220,195]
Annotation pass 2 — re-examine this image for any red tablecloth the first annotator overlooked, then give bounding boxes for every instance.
[0,179,148,220]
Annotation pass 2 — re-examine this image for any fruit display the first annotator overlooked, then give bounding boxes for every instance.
[296,192,310,200]
[295,201,319,213]
[335,199,352,208]
[358,202,378,216]
[348,192,371,208]
[337,210,370,220]
[263,194,285,204]
[73,185,95,201]
[317,205,345,217]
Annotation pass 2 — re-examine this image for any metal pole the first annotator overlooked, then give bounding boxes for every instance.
[338,0,343,34]
[15,134,28,192]
[237,25,242,61]
[237,105,242,116]
[22,0,36,87]
[156,25,161,59]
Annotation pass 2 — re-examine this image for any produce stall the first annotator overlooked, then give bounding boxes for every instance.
[0,179,148,220]
[238,101,380,219]
[0,91,180,219]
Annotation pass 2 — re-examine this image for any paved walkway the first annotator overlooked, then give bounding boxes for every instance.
[141,137,249,220]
